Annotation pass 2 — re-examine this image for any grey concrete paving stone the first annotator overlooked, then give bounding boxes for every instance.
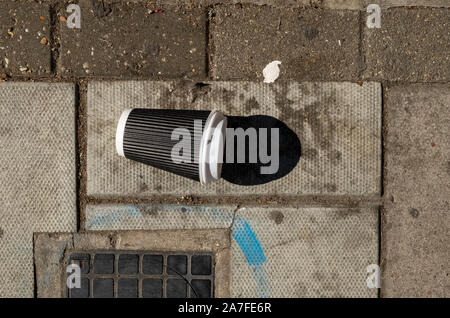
[85,204,378,297]
[0,1,51,77]
[232,206,378,297]
[211,6,361,81]
[363,8,450,82]
[383,84,450,297]
[0,82,77,297]
[86,81,381,197]
[58,0,206,78]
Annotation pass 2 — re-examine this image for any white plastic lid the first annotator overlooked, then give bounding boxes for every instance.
[199,110,227,185]
[116,109,132,157]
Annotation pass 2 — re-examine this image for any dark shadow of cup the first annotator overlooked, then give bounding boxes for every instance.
[221,115,301,186]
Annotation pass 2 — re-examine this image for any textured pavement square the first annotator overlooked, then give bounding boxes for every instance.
[0,82,77,297]
[86,81,381,197]
[85,204,378,297]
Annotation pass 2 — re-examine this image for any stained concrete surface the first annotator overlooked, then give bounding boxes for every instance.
[382,84,450,297]
[58,0,206,78]
[0,83,77,297]
[0,1,51,77]
[211,6,361,81]
[86,81,381,198]
[85,204,378,297]
[232,206,378,297]
[363,8,450,82]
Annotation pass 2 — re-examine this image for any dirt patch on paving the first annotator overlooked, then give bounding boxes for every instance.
[78,81,88,231]
[86,194,382,209]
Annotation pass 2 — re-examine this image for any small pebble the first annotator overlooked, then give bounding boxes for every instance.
[40,37,47,45]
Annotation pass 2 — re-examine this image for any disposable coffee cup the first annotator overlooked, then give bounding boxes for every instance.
[116,109,227,184]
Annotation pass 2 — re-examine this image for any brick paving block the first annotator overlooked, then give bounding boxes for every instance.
[58,0,206,78]
[383,84,450,297]
[363,8,450,82]
[87,81,381,198]
[0,1,51,77]
[325,0,450,9]
[85,204,378,297]
[211,6,361,81]
[0,83,77,297]
[109,1,318,7]
[117,0,450,9]
[368,0,450,8]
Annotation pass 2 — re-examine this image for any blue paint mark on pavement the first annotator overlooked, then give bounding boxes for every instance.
[87,204,270,297]
[233,216,270,297]
[87,205,141,229]
[232,218,266,265]
[160,205,270,296]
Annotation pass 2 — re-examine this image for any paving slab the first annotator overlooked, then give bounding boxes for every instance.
[363,8,450,82]
[85,204,378,297]
[87,81,381,198]
[58,0,206,78]
[211,6,361,81]
[383,84,450,297]
[0,1,51,77]
[0,82,77,297]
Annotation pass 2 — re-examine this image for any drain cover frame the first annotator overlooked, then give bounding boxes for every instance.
[65,250,215,298]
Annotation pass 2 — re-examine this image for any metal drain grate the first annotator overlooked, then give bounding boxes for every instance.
[65,251,214,298]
